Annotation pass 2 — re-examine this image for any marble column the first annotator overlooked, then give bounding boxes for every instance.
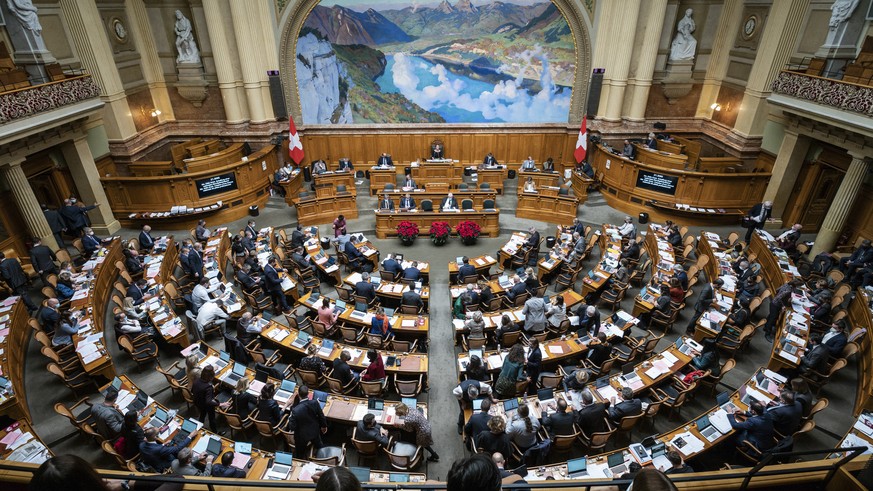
[810,153,870,257]
[0,0,57,82]
[732,0,810,138]
[229,2,269,123]
[761,130,810,223]
[601,0,641,122]
[60,136,120,235]
[59,0,137,141]
[591,1,619,119]
[202,0,249,123]
[0,159,58,250]
[125,0,175,123]
[625,0,668,121]
[695,0,743,118]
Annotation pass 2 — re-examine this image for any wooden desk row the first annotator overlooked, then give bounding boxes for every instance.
[293,195,358,227]
[260,318,429,379]
[849,290,873,416]
[297,292,429,339]
[375,189,498,210]
[182,143,244,173]
[689,231,740,342]
[0,298,31,424]
[517,170,562,191]
[632,224,678,319]
[374,210,500,239]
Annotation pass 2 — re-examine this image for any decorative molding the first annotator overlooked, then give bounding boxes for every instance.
[0,75,101,125]
[771,71,873,118]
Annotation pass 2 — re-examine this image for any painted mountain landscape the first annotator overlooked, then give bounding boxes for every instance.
[295,0,575,124]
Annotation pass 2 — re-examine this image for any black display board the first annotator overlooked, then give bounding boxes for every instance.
[635,170,678,195]
[196,172,238,198]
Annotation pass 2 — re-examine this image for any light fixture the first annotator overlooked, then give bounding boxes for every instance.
[710,103,722,112]
[140,106,162,118]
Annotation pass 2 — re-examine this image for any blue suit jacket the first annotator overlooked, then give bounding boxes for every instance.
[383,259,403,275]
[187,251,204,276]
[402,267,421,281]
[458,264,477,279]
[729,413,775,450]
[140,436,191,472]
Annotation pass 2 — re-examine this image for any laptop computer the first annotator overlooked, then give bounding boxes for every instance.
[594,376,610,388]
[103,376,123,397]
[128,390,149,412]
[368,398,384,418]
[349,467,370,483]
[537,388,555,403]
[606,452,627,476]
[274,379,297,404]
[402,397,418,409]
[146,407,169,428]
[472,398,483,411]
[503,398,520,412]
[266,451,294,480]
[291,331,312,349]
[567,457,588,478]
[332,299,347,315]
[254,366,270,383]
[318,339,335,357]
[213,351,230,371]
[621,362,636,375]
[205,437,223,457]
[650,443,671,470]
[696,414,721,442]
[223,362,247,386]
[170,418,199,446]
[389,473,410,483]
[383,307,395,318]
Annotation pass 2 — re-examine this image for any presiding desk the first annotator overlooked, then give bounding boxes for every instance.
[182,143,245,173]
[516,192,579,224]
[379,188,497,209]
[633,143,689,169]
[591,143,769,225]
[410,161,464,186]
[374,210,500,239]
[313,170,356,194]
[474,166,507,194]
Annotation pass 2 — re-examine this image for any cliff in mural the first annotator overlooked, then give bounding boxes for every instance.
[296,33,353,124]
[295,0,575,124]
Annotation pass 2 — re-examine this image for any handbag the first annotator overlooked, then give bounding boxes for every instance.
[741,217,753,228]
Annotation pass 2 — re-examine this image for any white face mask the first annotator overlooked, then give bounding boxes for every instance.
[70,198,77,204]
[831,327,840,333]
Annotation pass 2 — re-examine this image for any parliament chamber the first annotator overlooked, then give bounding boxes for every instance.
[2,1,873,490]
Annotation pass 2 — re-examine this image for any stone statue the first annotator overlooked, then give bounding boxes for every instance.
[6,0,43,35]
[829,0,860,29]
[669,8,697,62]
[173,10,200,64]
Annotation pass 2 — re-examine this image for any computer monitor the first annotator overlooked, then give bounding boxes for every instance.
[621,362,636,375]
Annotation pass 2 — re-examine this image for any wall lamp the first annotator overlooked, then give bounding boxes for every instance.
[140,106,162,118]
[710,103,722,112]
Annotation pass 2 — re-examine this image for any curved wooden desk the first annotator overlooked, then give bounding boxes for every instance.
[591,144,769,225]
[633,143,689,169]
[516,192,579,224]
[375,210,500,239]
[377,189,498,209]
[0,298,31,424]
[102,145,279,229]
[181,143,244,173]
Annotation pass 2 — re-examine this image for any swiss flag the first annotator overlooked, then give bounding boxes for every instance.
[574,116,588,163]
[288,116,304,164]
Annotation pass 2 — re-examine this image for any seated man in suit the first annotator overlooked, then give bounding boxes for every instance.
[622,140,636,160]
[355,272,377,303]
[575,390,609,436]
[81,227,103,257]
[767,390,802,436]
[441,192,459,211]
[608,387,642,424]
[379,194,395,211]
[312,159,327,175]
[458,256,477,281]
[505,276,528,302]
[337,158,354,172]
[382,254,403,277]
[343,238,366,271]
[376,153,393,167]
[402,261,422,281]
[483,152,498,167]
[464,399,492,443]
[126,279,153,306]
[728,400,775,451]
[401,288,425,311]
[211,451,247,478]
[621,238,641,260]
[542,398,575,437]
[140,427,192,473]
[399,193,416,210]
[356,412,390,447]
[236,264,262,293]
[822,321,848,357]
[402,173,416,189]
[521,156,536,171]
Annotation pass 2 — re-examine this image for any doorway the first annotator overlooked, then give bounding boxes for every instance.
[799,164,844,231]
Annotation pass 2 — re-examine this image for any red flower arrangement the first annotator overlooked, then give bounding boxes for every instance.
[429,221,450,245]
[457,220,481,240]
[396,220,420,241]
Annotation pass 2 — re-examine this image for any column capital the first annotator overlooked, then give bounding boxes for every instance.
[0,156,27,169]
[847,150,871,163]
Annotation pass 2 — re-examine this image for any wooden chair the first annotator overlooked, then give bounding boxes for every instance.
[218,406,253,439]
[297,368,326,389]
[538,373,564,389]
[360,378,388,397]
[277,427,297,453]
[389,338,418,353]
[579,420,615,453]
[252,416,283,449]
[383,442,422,471]
[598,283,628,313]
[615,412,644,445]
[351,427,385,465]
[640,396,663,430]
[802,398,828,425]
[462,334,487,351]
[47,362,95,396]
[310,443,347,466]
[497,330,522,348]
[651,377,698,420]
[801,358,847,396]
[394,374,424,397]
[326,374,359,395]
[583,356,617,378]
[155,361,186,398]
[101,440,139,470]
[118,335,159,369]
[716,324,754,358]
[340,325,365,345]
[550,427,581,456]
[53,398,96,439]
[698,358,736,397]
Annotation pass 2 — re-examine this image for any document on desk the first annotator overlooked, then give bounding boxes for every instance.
[597,385,618,402]
[486,354,504,370]
[710,409,732,433]
[671,431,704,457]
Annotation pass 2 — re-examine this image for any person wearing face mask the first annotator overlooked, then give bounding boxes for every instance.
[81,227,103,257]
[822,321,848,357]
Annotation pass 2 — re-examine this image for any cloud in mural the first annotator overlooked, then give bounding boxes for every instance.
[390,52,570,123]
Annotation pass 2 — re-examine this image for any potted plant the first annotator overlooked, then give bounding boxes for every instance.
[396,220,419,245]
[429,221,450,246]
[457,220,481,245]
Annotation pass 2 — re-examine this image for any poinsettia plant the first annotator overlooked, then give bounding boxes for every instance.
[457,220,481,240]
[430,221,450,245]
[396,221,420,241]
